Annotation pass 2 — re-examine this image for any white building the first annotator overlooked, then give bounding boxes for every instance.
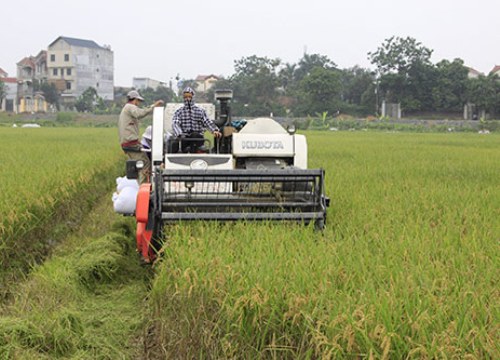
[47,36,114,106]
[466,67,483,79]
[133,77,167,90]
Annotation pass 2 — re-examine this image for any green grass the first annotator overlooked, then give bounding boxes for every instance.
[148,132,499,358]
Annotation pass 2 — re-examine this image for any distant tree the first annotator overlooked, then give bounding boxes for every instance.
[466,74,500,116]
[278,63,297,94]
[114,86,131,99]
[283,54,339,116]
[369,36,434,113]
[96,97,107,112]
[140,86,175,105]
[294,53,337,82]
[292,67,342,116]
[340,66,376,115]
[432,59,469,112]
[377,72,406,103]
[405,61,438,112]
[230,55,283,116]
[75,87,100,112]
[368,36,433,75]
[39,82,60,109]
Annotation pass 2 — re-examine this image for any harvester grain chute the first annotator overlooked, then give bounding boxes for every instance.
[127,90,329,263]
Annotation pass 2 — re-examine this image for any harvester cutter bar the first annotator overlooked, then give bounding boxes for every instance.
[157,168,328,224]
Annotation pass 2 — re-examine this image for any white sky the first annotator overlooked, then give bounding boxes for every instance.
[2,0,499,86]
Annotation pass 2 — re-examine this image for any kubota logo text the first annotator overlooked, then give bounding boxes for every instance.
[242,140,284,150]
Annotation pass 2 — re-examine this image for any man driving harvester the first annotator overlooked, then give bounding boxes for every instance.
[172,87,222,153]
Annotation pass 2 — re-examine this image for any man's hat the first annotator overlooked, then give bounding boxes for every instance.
[127,90,144,101]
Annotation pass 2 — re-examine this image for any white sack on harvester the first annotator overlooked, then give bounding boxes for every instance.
[112,176,139,214]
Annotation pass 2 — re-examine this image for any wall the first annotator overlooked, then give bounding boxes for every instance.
[74,46,114,100]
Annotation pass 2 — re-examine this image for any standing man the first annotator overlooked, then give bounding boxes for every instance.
[172,87,221,152]
[118,90,164,184]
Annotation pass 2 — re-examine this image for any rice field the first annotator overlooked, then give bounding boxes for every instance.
[0,127,122,279]
[0,128,498,358]
[148,132,500,358]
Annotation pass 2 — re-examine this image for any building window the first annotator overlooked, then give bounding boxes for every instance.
[67,68,72,76]
[96,68,99,73]
[96,82,99,88]
[50,54,55,62]
[53,68,58,76]
[64,54,69,61]
[66,82,71,90]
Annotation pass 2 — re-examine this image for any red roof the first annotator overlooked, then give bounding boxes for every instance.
[467,67,483,76]
[490,65,500,75]
[1,77,17,83]
[17,56,35,69]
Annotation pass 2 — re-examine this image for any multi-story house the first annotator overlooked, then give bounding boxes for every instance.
[47,36,114,107]
[16,51,48,113]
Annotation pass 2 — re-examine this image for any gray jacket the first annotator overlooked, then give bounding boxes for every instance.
[118,103,154,147]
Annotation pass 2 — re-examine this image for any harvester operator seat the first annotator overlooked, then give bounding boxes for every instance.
[178,132,207,154]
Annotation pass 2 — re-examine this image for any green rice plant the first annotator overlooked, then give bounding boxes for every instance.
[0,127,123,282]
[148,132,500,358]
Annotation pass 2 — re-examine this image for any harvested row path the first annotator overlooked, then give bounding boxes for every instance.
[0,192,153,359]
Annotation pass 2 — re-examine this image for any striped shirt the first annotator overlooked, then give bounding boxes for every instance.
[172,104,219,137]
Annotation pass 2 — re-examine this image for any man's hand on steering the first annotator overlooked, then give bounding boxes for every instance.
[213,130,222,139]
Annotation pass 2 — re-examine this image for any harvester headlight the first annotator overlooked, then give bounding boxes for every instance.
[287,124,296,135]
[136,160,145,170]
[190,159,208,170]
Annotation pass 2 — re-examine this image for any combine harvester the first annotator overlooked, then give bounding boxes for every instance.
[127,90,329,263]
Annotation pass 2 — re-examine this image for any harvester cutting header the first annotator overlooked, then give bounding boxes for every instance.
[126,89,329,262]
